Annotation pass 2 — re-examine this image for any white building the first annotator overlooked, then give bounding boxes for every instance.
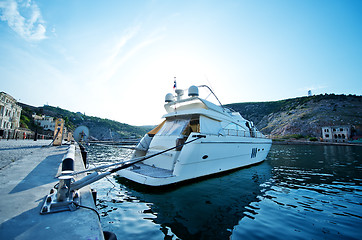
[33,115,55,131]
[0,92,22,138]
[322,125,351,143]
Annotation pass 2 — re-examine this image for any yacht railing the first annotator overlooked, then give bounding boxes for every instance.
[220,129,266,138]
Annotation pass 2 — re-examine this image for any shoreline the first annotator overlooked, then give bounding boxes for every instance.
[272,139,362,147]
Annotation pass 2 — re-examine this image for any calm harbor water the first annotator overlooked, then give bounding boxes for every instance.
[88,144,362,240]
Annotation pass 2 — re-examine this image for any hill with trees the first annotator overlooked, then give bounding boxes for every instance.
[19,103,152,140]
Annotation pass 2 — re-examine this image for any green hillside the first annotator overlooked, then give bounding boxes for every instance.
[19,103,151,140]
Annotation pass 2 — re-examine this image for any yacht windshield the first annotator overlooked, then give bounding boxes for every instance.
[156,118,190,136]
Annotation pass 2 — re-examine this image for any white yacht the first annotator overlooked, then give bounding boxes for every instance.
[117,85,272,186]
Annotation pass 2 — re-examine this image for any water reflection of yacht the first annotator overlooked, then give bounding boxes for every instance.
[117,85,272,186]
[116,161,272,240]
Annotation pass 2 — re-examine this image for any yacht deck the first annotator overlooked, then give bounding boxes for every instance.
[131,163,174,178]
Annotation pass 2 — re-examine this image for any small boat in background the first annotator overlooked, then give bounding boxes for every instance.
[117,85,272,186]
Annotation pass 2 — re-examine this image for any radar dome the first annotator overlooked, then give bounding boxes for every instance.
[165,93,174,103]
[188,85,199,97]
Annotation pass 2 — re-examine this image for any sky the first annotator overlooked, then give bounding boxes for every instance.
[0,0,361,126]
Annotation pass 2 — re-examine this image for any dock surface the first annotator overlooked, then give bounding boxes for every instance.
[0,140,104,240]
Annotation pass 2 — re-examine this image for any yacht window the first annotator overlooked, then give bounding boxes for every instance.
[148,120,166,136]
[156,118,190,136]
[199,116,222,135]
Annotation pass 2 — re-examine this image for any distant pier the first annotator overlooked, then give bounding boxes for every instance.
[89,139,139,146]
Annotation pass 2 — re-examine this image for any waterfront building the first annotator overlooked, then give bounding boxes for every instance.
[0,92,22,139]
[32,114,67,140]
[321,125,351,143]
[33,115,56,131]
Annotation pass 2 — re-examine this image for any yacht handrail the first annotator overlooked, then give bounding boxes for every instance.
[218,129,266,138]
[197,85,225,111]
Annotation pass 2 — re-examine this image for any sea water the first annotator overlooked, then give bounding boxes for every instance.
[88,144,362,240]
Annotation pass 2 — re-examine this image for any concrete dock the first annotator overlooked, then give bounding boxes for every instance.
[0,140,104,240]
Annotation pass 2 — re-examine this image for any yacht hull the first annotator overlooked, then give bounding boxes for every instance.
[117,136,272,187]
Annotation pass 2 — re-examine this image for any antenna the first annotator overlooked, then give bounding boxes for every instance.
[204,75,213,90]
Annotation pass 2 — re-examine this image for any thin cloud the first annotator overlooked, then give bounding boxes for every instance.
[0,0,46,41]
[97,25,165,83]
[101,25,141,70]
